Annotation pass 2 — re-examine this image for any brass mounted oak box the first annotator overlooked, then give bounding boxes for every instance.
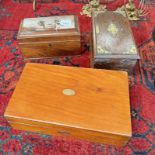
[17,15,81,58]
[92,11,140,73]
[4,63,131,146]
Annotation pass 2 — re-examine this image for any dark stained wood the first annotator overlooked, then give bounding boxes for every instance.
[17,15,81,58]
[4,63,132,146]
[92,11,140,73]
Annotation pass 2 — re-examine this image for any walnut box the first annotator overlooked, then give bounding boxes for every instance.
[17,15,81,58]
[92,11,140,73]
[4,63,131,146]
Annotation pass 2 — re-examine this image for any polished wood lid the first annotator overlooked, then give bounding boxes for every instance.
[5,63,131,146]
[17,15,80,41]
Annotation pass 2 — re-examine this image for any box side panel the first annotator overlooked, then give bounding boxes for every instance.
[19,40,81,58]
[7,118,131,147]
[93,58,138,73]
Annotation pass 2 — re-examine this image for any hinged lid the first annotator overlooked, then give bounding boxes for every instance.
[17,15,80,42]
[92,11,140,59]
[5,63,131,145]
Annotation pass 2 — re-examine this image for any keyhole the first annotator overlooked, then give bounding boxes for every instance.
[48,43,52,47]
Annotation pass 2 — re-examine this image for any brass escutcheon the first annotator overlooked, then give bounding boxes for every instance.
[62,89,76,96]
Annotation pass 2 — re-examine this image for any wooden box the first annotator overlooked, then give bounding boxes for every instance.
[4,63,131,146]
[17,15,81,58]
[92,11,140,73]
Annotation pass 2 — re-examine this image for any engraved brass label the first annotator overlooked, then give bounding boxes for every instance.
[107,23,118,36]
[97,46,110,54]
[63,89,75,96]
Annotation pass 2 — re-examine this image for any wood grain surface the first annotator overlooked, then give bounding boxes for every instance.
[19,40,81,57]
[4,63,132,146]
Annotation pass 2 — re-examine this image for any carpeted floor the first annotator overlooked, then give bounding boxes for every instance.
[0,0,155,154]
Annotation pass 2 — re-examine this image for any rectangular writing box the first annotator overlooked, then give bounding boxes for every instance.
[17,15,81,58]
[92,11,140,73]
[4,63,131,146]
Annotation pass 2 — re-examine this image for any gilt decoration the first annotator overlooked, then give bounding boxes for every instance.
[81,0,149,20]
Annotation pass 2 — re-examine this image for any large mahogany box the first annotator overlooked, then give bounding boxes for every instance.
[17,15,81,58]
[4,63,131,146]
[92,11,140,73]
